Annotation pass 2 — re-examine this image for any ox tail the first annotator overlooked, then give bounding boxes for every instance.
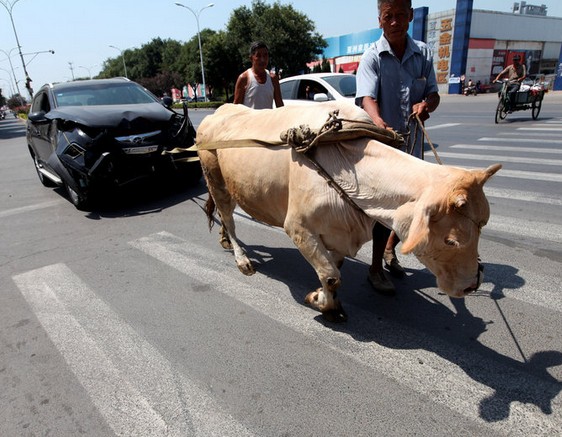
[204,194,216,231]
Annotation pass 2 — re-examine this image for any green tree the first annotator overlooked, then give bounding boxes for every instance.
[225,0,327,77]
[137,71,184,97]
[96,1,327,98]
[204,30,242,101]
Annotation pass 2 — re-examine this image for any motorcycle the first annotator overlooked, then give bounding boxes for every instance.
[464,81,477,96]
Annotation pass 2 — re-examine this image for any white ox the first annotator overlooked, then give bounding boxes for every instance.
[197,102,501,322]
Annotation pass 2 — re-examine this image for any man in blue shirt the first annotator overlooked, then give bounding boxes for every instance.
[356,0,440,295]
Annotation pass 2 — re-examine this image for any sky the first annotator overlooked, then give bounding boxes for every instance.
[1,0,562,98]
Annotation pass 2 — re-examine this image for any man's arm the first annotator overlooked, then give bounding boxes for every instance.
[271,72,284,108]
[494,66,509,82]
[412,92,440,122]
[361,96,388,129]
[233,71,249,104]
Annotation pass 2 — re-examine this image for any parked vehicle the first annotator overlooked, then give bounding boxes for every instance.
[26,78,201,209]
[494,79,544,124]
[279,73,356,105]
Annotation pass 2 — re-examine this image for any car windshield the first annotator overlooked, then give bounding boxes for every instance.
[54,83,158,107]
[322,75,356,98]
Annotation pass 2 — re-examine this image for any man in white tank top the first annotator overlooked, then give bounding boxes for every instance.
[234,41,284,109]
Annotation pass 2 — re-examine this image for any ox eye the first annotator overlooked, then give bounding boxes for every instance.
[445,238,460,247]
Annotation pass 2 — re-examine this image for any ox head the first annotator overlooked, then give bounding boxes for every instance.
[397,163,502,297]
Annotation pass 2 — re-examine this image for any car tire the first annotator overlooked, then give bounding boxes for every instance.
[65,183,90,210]
[32,153,57,187]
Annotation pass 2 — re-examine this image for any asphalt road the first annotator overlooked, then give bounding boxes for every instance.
[1,93,561,436]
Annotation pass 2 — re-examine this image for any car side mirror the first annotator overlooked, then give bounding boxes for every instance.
[313,93,329,102]
[28,111,49,123]
[162,96,174,108]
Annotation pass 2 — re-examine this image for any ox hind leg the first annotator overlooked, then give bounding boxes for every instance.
[201,164,255,276]
[285,222,346,323]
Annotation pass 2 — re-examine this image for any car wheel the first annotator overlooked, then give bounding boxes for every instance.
[65,183,90,210]
[32,153,57,187]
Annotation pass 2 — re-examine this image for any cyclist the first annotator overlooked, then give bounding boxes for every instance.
[494,55,526,111]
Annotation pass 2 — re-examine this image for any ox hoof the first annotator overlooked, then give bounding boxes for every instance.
[219,238,233,250]
[304,290,347,323]
[321,306,347,323]
[237,261,256,276]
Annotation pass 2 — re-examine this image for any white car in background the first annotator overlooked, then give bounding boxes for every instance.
[279,73,356,105]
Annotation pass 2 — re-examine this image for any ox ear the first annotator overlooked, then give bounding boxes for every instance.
[400,203,433,254]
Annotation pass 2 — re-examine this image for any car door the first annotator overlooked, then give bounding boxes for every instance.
[27,90,57,168]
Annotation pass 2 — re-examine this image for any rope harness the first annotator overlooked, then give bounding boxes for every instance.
[197,110,437,214]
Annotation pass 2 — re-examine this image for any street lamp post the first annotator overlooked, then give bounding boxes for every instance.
[0,0,34,97]
[174,2,214,102]
[0,47,22,98]
[109,45,128,78]
[78,65,96,79]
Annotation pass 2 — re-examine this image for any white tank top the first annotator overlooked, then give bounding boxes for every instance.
[243,69,274,109]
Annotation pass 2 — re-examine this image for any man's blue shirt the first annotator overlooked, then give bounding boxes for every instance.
[356,34,438,157]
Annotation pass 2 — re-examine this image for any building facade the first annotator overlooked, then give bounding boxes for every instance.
[322,0,562,93]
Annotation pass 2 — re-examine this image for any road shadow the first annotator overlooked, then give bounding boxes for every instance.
[226,241,561,424]
[63,177,209,220]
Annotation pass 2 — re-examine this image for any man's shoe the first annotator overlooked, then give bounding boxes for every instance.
[368,270,396,296]
[383,250,405,277]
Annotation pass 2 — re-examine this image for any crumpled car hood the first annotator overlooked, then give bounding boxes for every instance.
[47,102,174,130]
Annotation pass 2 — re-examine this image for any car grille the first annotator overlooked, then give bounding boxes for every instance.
[115,130,162,154]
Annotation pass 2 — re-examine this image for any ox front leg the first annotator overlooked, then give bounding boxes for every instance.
[286,224,347,323]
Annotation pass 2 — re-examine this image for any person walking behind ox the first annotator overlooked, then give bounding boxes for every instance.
[355,0,440,296]
[234,41,284,109]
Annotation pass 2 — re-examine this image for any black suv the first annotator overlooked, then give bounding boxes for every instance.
[26,78,201,209]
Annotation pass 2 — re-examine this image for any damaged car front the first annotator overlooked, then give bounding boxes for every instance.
[26,78,201,210]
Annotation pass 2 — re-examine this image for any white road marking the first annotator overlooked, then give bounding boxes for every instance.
[13,264,254,437]
[432,152,562,166]
[483,187,562,206]
[477,138,562,146]
[453,143,562,155]
[0,200,65,218]
[516,127,562,132]
[130,231,562,436]
[425,123,461,130]
[487,214,562,244]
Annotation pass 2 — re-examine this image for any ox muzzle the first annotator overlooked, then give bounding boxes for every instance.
[463,261,484,295]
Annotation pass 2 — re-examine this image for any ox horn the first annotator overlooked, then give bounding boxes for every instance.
[479,163,502,184]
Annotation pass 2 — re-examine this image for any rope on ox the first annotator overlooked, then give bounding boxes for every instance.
[280,110,404,214]
[197,110,405,215]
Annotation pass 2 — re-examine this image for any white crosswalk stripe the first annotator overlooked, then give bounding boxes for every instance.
[430,152,562,166]
[130,231,562,436]
[12,264,255,437]
[478,137,562,144]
